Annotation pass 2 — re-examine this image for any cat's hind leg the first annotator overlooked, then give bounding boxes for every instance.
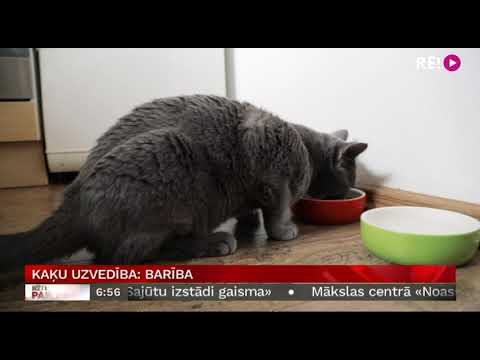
[110,230,173,264]
[192,218,238,257]
[193,231,238,258]
[160,219,239,260]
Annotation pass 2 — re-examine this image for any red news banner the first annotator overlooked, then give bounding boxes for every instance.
[25,264,455,283]
[24,265,456,301]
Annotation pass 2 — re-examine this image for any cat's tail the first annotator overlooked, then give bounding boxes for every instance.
[0,203,85,272]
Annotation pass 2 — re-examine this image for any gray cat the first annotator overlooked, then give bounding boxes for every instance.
[0,95,367,269]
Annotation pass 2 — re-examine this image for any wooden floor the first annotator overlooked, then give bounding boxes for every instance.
[0,185,479,311]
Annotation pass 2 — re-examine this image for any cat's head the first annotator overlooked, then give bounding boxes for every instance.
[296,126,368,199]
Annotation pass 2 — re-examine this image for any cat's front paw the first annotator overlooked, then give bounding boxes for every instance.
[269,222,299,241]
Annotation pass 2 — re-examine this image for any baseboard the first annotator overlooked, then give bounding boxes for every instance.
[360,185,480,220]
[46,151,89,173]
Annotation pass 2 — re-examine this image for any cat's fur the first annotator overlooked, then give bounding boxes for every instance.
[0,95,367,270]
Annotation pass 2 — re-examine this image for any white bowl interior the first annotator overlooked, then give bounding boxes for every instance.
[361,206,480,236]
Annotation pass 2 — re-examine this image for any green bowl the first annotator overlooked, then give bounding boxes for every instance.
[361,206,480,266]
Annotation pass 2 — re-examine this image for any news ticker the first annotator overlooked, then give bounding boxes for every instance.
[26,283,456,301]
[24,264,456,301]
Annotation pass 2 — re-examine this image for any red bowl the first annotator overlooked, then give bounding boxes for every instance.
[292,188,367,225]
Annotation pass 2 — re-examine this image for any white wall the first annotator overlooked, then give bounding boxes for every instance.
[230,48,480,204]
[39,48,226,172]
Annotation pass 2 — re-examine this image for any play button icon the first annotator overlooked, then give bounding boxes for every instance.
[443,54,461,72]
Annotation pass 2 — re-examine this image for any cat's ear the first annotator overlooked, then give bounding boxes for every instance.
[331,129,349,141]
[340,142,368,160]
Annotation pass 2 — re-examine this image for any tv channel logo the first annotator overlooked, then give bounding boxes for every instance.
[416,54,461,72]
[25,284,90,301]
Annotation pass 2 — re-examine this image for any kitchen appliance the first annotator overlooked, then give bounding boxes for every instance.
[0,48,49,188]
[38,48,227,172]
[0,48,34,100]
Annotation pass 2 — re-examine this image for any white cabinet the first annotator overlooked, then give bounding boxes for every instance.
[38,48,226,172]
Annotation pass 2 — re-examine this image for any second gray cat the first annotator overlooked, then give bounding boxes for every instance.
[0,95,367,269]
